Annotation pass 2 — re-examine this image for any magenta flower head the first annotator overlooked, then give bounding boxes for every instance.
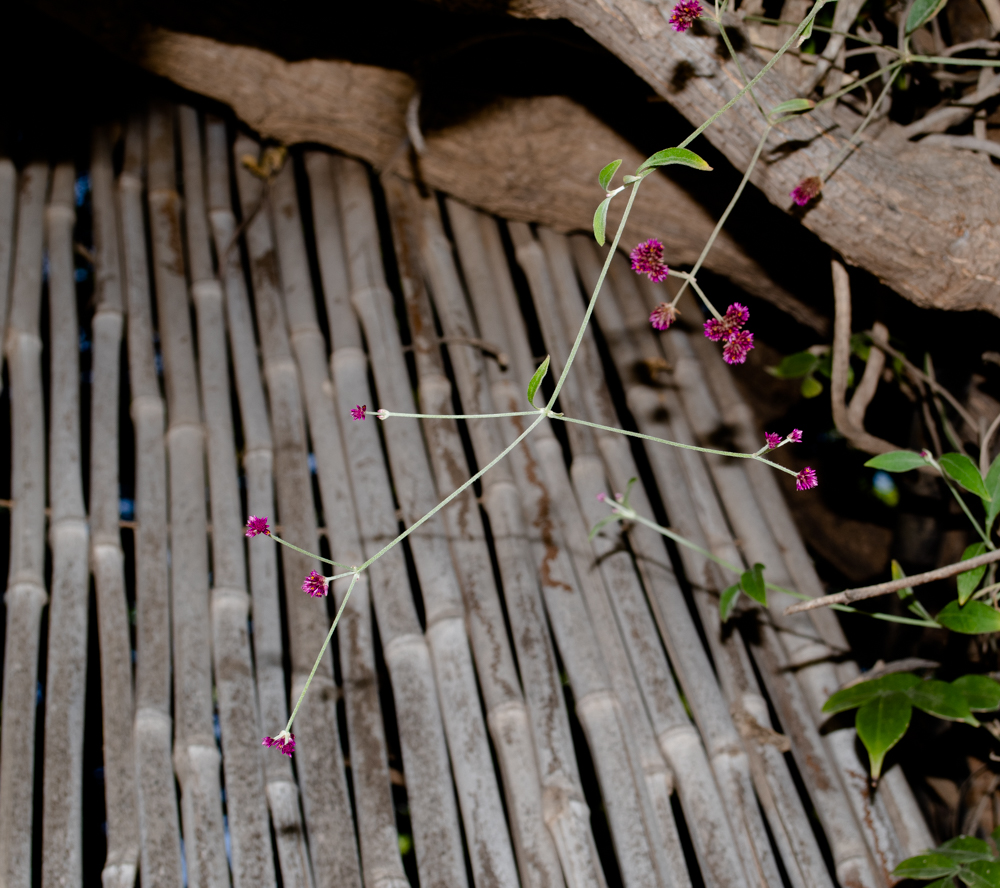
[262,730,295,757]
[302,570,329,598]
[790,177,822,207]
[669,0,704,32]
[795,467,818,491]
[788,429,803,443]
[597,491,607,502]
[350,404,367,421]
[704,303,749,342]
[630,239,669,283]
[723,330,754,364]
[246,516,270,537]
[649,302,680,331]
[765,432,782,449]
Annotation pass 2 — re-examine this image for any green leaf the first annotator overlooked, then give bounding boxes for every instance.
[527,355,550,408]
[768,350,819,379]
[589,513,623,542]
[620,477,638,510]
[958,543,989,606]
[865,450,927,473]
[907,0,949,33]
[893,853,962,880]
[822,672,921,715]
[939,837,995,864]
[636,147,713,174]
[769,98,815,120]
[936,600,1000,635]
[856,691,912,779]
[598,159,623,191]
[801,375,823,398]
[850,332,871,361]
[961,859,1000,887]
[719,584,741,622]
[740,563,767,606]
[925,878,960,888]
[986,453,1000,533]
[940,452,991,501]
[593,197,611,246]
[908,679,978,725]
[953,674,1000,712]
[893,559,936,621]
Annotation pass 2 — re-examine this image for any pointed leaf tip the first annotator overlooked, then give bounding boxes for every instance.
[598,159,623,191]
[527,355,551,408]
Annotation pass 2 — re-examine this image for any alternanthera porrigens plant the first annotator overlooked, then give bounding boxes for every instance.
[248,0,1000,758]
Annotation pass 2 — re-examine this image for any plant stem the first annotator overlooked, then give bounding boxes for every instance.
[821,66,901,179]
[269,534,354,569]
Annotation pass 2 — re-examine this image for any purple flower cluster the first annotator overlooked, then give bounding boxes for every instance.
[765,428,803,449]
[795,467,818,491]
[302,571,329,598]
[704,303,755,365]
[245,515,270,537]
[262,730,296,757]
[669,0,704,32]
[649,302,680,331]
[351,404,367,421]
[790,177,822,207]
[630,239,670,283]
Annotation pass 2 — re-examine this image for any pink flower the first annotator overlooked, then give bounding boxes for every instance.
[790,177,822,207]
[795,467,818,491]
[262,730,295,757]
[649,302,680,331]
[350,404,367,421]
[669,0,704,32]
[302,570,329,598]
[704,303,749,342]
[765,432,782,449]
[630,239,670,283]
[245,516,270,537]
[788,429,803,443]
[597,492,607,502]
[723,330,754,364]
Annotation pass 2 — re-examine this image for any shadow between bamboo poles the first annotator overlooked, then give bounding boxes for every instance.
[206,118,314,888]
[231,134,360,888]
[0,160,50,888]
[578,239,833,888]
[180,106,277,888]
[147,102,230,888]
[119,114,184,888]
[272,153,466,888]
[0,158,15,386]
[40,161,95,888]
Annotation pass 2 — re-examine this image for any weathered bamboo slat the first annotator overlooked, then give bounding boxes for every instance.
[147,102,229,888]
[205,117,314,888]
[232,134,361,888]
[41,161,93,888]
[0,157,15,378]
[0,160,50,888]
[119,113,184,888]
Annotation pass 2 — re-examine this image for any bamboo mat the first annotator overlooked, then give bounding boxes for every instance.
[0,104,934,888]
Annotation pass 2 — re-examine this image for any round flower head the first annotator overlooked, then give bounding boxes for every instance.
[722,330,754,364]
[669,0,704,32]
[350,404,367,421]
[630,239,670,283]
[790,177,822,207]
[302,570,329,598]
[788,429,803,443]
[704,302,749,342]
[245,515,270,537]
[649,302,680,331]
[765,432,782,449]
[262,730,295,757]
[795,467,818,491]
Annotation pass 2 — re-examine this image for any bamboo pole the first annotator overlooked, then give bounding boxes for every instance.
[0,157,15,380]
[147,102,229,888]
[232,134,361,888]
[270,153,463,888]
[119,113,184,888]
[0,160,50,888]
[179,106,278,888]
[205,117,314,888]
[39,161,94,888]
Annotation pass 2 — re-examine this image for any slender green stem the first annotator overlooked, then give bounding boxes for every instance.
[285,571,360,732]
[742,15,892,46]
[924,454,995,548]
[270,534,354,569]
[909,55,1000,66]
[717,19,767,118]
[813,63,903,111]
[382,410,538,420]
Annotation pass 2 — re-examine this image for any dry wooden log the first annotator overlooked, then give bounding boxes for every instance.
[0,160,49,888]
[41,161,94,888]
[232,133,362,888]
[0,157,15,379]
[119,113,185,888]
[147,102,230,888]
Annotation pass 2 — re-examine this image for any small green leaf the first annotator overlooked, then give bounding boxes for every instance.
[720,584,742,622]
[527,355,550,408]
[620,477,638,510]
[907,0,949,33]
[961,859,1000,887]
[850,333,871,361]
[893,560,936,621]
[894,853,962,880]
[589,513,623,542]
[769,98,815,120]
[986,453,1000,533]
[865,450,927,473]
[822,672,921,715]
[925,878,960,888]
[936,600,1000,635]
[908,679,978,725]
[958,543,989,605]
[740,563,767,606]
[636,147,713,174]
[801,375,823,398]
[856,691,912,780]
[593,198,611,246]
[938,836,995,864]
[598,159,623,191]
[953,674,1000,712]
[940,452,991,501]
[767,351,819,379]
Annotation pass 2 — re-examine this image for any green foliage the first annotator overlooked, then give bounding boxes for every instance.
[527,355,550,408]
[985,454,1000,533]
[894,834,1000,886]
[865,450,928,472]
[936,600,1000,635]
[940,452,991,501]
[769,350,819,379]
[598,159,622,191]
[636,147,713,174]
[952,675,1000,711]
[855,690,911,779]
[719,584,741,622]
[892,560,936,622]
[593,197,611,246]
[769,98,815,122]
[718,563,768,620]
[800,375,824,398]
[906,0,950,33]
[958,543,990,605]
